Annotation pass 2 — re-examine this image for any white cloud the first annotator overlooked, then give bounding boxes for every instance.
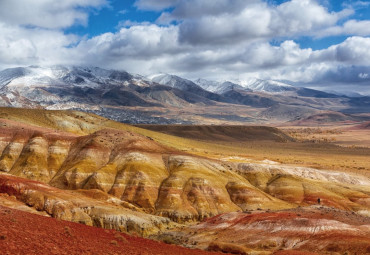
[316,19,370,37]
[0,0,108,29]
[270,0,353,36]
[157,0,353,45]
[314,36,370,65]
[0,0,370,93]
[0,22,78,67]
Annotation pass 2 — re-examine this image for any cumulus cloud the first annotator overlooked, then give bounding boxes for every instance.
[316,19,370,37]
[0,0,370,93]
[157,0,353,45]
[0,0,107,69]
[0,0,107,29]
[0,23,78,68]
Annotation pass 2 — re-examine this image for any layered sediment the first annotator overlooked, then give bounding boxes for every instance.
[0,118,369,223]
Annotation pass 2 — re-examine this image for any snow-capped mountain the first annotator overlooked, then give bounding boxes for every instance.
[194,79,248,94]
[0,65,141,89]
[0,67,32,88]
[194,77,296,94]
[0,65,369,124]
[147,73,228,103]
[0,66,230,123]
[148,73,201,91]
[0,65,155,110]
[237,78,296,93]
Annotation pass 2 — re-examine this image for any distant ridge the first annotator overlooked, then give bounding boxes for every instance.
[0,65,369,124]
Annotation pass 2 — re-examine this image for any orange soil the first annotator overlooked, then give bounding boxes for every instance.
[0,205,225,255]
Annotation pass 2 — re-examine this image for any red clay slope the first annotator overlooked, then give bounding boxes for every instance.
[180,207,370,254]
[0,205,225,255]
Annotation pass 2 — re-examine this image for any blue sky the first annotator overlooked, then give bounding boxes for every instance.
[1,0,370,94]
[68,0,369,50]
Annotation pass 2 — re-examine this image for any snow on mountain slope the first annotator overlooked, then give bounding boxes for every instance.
[194,77,296,94]
[237,78,296,93]
[0,65,367,124]
[148,73,201,91]
[0,67,31,87]
[0,65,153,110]
[1,66,140,89]
[194,79,248,94]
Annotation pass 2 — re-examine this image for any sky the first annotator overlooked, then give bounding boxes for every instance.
[1,0,370,94]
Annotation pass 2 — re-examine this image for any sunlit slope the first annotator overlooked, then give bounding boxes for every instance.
[0,120,294,222]
[0,107,368,176]
[0,173,176,237]
[0,108,369,223]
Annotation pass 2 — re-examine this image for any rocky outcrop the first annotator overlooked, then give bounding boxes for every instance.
[0,173,177,237]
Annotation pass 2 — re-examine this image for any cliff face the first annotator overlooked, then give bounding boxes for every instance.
[0,173,177,237]
[0,117,370,224]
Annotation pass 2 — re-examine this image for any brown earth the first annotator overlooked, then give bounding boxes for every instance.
[0,205,225,255]
[349,121,370,130]
[135,125,294,142]
[283,111,363,127]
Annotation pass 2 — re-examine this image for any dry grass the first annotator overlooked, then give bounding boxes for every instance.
[0,107,368,177]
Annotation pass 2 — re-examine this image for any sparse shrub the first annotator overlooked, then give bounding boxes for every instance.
[64,226,73,237]
[110,240,118,246]
[160,235,177,245]
[114,233,128,243]
[208,241,249,255]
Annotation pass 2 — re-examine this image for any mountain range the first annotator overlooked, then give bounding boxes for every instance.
[0,65,369,124]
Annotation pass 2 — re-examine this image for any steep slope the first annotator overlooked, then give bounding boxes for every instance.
[0,174,177,237]
[194,78,296,94]
[0,205,223,255]
[237,78,297,93]
[194,79,248,94]
[148,74,229,103]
